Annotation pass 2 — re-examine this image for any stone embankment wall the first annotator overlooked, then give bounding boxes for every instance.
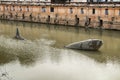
[0,2,120,30]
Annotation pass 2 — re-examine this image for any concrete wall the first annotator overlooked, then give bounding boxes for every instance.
[0,3,120,30]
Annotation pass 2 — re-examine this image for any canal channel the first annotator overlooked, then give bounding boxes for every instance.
[0,20,120,80]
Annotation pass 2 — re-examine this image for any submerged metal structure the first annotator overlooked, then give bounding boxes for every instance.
[65,39,103,51]
[14,28,24,40]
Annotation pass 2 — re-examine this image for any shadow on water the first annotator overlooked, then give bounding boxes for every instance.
[0,45,37,66]
[73,49,107,63]
[0,50,37,67]
[46,24,51,30]
[0,50,16,65]
[0,37,39,66]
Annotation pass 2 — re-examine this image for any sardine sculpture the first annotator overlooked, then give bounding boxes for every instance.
[65,39,103,51]
[14,28,24,40]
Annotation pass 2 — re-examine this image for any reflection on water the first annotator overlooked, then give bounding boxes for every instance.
[0,20,120,80]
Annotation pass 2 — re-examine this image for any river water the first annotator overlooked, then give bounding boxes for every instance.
[0,20,120,80]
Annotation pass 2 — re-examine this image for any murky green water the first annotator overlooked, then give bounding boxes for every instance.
[0,20,120,80]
